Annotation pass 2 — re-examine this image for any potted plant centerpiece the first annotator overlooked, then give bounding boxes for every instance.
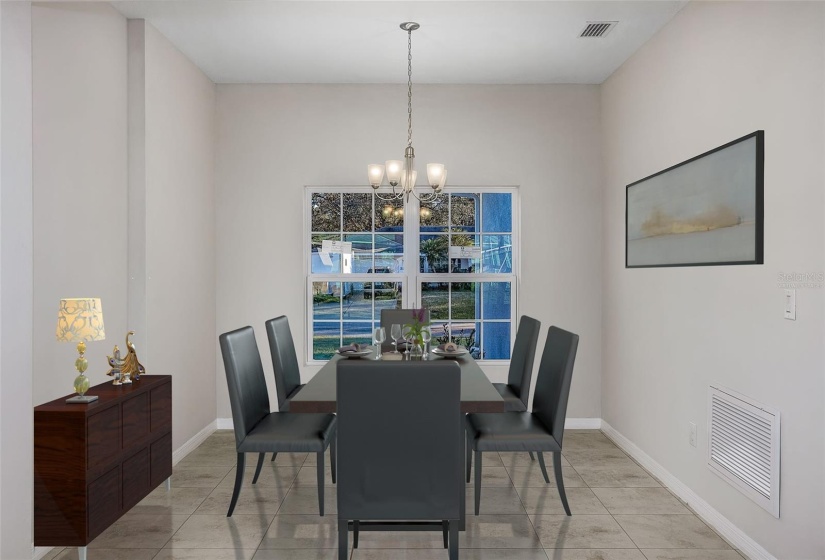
[404,308,431,359]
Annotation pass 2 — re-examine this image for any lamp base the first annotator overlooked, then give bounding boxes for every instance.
[66,395,99,404]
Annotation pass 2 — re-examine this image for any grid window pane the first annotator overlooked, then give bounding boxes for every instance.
[451,282,478,320]
[311,234,342,273]
[343,193,372,232]
[482,282,511,320]
[482,322,511,360]
[374,234,403,272]
[451,193,478,231]
[344,233,373,273]
[311,193,340,232]
[420,198,448,227]
[313,321,338,360]
[482,234,513,274]
[375,199,404,231]
[312,282,342,320]
[421,282,449,320]
[482,193,512,233]
[420,234,449,273]
[343,322,372,347]
[450,234,480,273]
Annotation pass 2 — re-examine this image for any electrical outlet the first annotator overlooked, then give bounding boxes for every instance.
[689,422,697,448]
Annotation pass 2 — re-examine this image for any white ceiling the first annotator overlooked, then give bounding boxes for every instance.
[111,1,686,84]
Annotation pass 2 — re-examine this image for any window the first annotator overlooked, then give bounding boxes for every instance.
[307,187,517,362]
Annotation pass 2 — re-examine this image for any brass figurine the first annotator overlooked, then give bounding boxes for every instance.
[120,331,145,384]
[105,331,146,385]
[106,345,123,385]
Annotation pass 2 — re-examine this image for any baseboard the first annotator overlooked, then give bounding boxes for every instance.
[565,417,602,430]
[601,421,776,560]
[172,419,217,466]
[217,417,600,431]
[33,547,52,560]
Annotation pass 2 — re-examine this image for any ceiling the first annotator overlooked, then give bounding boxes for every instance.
[111,1,687,84]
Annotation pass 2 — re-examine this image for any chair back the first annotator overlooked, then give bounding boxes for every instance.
[265,316,302,409]
[531,326,579,446]
[336,360,462,520]
[380,308,431,351]
[507,315,541,407]
[219,326,271,449]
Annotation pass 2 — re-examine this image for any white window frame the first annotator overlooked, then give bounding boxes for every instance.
[304,185,520,366]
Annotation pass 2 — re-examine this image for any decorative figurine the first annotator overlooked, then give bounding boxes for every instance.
[106,345,123,385]
[120,331,146,383]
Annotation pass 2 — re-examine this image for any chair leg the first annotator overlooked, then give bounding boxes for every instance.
[474,450,482,516]
[442,520,448,548]
[252,452,266,484]
[553,451,571,516]
[448,520,458,560]
[465,432,472,483]
[330,437,337,484]
[536,452,550,483]
[529,451,535,461]
[270,452,278,462]
[337,519,348,560]
[227,453,245,517]
[353,520,360,548]
[317,450,325,516]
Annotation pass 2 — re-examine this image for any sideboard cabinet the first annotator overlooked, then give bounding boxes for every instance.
[34,375,172,550]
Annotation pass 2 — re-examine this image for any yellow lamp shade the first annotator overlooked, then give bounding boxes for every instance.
[56,298,106,343]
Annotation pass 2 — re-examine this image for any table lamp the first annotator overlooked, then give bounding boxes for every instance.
[56,298,105,403]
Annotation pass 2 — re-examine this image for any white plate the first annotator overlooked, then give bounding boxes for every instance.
[431,346,469,358]
[336,348,373,359]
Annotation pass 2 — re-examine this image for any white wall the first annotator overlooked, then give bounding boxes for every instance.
[143,22,217,449]
[0,3,34,558]
[215,84,603,420]
[32,2,128,405]
[601,2,825,559]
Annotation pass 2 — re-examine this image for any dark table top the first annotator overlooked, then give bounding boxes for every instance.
[290,353,505,414]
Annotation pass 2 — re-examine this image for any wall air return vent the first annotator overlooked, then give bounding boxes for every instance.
[579,22,617,38]
[707,385,780,517]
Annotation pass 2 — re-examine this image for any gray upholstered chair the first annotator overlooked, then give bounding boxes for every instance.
[265,316,305,411]
[379,308,431,352]
[336,360,462,560]
[465,326,579,516]
[491,315,541,412]
[220,326,337,517]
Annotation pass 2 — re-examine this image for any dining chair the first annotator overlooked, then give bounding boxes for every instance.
[336,360,462,560]
[465,326,579,516]
[220,325,337,517]
[379,308,431,351]
[491,315,541,412]
[265,315,305,411]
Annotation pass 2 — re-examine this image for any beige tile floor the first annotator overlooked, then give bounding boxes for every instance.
[44,430,747,560]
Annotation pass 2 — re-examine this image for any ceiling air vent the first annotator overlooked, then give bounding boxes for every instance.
[579,21,617,38]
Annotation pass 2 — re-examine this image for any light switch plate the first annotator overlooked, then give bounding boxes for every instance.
[784,289,796,320]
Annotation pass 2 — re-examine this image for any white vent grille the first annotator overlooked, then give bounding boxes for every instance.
[708,385,780,517]
[579,22,617,38]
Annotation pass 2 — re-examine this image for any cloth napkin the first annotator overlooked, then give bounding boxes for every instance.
[338,343,362,353]
[437,342,459,353]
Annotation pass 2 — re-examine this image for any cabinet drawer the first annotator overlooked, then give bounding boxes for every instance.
[88,466,121,539]
[122,448,150,510]
[150,382,172,432]
[88,406,120,468]
[150,433,173,488]
[122,393,149,445]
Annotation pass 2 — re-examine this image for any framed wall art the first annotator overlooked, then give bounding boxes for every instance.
[626,131,764,268]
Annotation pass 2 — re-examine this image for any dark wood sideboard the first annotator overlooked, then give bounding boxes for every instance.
[34,375,172,548]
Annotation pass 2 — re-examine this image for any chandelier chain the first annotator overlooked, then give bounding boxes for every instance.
[407,29,413,148]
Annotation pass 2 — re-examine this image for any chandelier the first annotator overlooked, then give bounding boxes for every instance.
[367,22,446,202]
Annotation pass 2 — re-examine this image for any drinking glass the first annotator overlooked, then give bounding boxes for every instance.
[401,325,412,355]
[373,327,386,358]
[420,328,432,358]
[390,324,402,353]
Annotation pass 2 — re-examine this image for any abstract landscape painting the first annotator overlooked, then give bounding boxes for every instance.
[626,131,764,267]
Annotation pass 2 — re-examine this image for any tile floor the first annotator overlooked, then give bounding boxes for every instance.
[45,430,747,560]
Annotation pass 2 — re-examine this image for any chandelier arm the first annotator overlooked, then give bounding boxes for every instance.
[374,190,404,202]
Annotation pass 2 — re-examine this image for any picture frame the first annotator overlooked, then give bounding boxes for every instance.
[626,131,764,268]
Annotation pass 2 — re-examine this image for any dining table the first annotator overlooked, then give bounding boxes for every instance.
[289,350,505,531]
